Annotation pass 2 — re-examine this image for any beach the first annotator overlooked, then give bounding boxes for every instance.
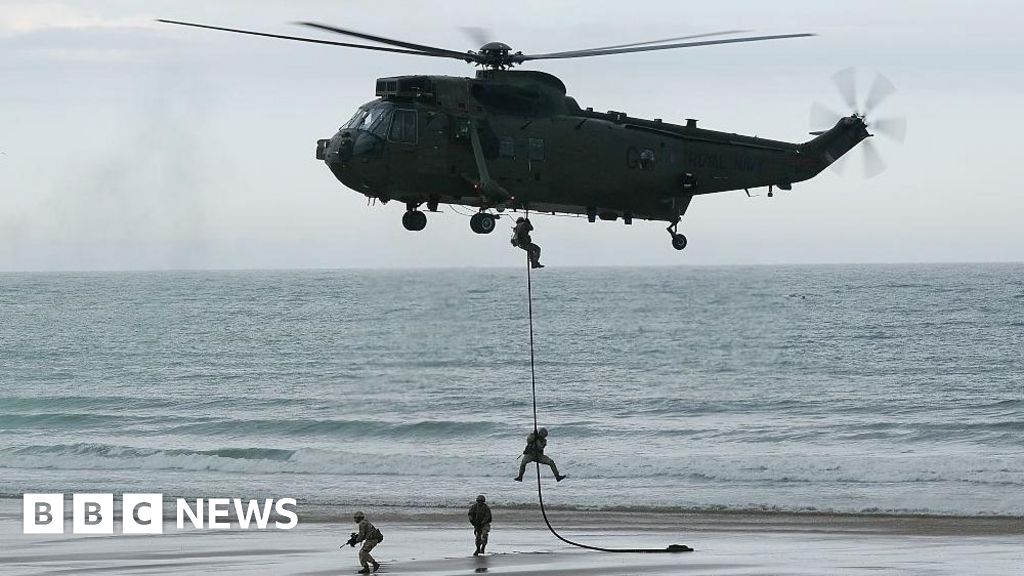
[2,500,1021,575]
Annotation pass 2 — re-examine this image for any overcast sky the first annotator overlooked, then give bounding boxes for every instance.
[1,0,1022,271]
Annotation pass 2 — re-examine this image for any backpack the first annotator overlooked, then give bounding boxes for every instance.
[523,433,545,457]
[372,526,384,542]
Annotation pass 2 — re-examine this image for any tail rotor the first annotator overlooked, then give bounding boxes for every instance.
[810,68,907,178]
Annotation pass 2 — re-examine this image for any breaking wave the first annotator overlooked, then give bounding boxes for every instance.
[2,443,1021,489]
[0,413,515,439]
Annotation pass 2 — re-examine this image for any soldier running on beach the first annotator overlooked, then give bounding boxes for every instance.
[468,494,492,556]
[514,427,567,482]
[343,511,382,573]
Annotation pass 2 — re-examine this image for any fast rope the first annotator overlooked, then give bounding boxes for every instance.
[522,236,693,554]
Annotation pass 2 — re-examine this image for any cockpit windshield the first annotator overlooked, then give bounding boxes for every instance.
[341,109,367,130]
[342,101,394,138]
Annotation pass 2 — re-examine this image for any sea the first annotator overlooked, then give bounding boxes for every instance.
[0,265,1021,518]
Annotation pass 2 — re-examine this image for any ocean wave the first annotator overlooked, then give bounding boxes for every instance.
[0,413,518,439]
[986,399,1024,408]
[3,443,295,461]
[0,396,178,411]
[0,413,163,430]
[2,444,1020,488]
[165,418,513,438]
[713,420,1024,444]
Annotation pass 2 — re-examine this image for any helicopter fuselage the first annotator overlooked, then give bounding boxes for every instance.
[317,69,868,231]
[155,18,860,248]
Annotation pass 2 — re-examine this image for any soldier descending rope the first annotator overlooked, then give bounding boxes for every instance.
[514,427,567,482]
[511,217,544,269]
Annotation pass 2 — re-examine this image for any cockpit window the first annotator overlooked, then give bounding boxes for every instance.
[341,108,368,130]
[359,103,394,138]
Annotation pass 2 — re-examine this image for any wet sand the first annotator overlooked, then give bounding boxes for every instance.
[2,501,1021,575]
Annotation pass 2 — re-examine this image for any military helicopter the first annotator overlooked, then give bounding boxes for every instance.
[158,19,905,250]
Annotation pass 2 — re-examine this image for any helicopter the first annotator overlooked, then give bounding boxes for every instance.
[158,19,905,251]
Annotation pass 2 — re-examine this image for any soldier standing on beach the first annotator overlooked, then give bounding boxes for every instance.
[343,511,382,574]
[468,494,492,556]
[514,427,567,482]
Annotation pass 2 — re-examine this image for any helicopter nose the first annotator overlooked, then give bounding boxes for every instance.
[317,129,355,165]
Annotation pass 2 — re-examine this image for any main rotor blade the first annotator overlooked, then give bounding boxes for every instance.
[518,33,815,62]
[864,72,896,114]
[810,101,843,130]
[862,138,887,179]
[538,30,750,58]
[872,115,907,143]
[156,19,438,58]
[297,21,477,62]
[832,67,858,111]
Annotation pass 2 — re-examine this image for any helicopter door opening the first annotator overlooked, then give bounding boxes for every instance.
[385,109,418,195]
[419,112,448,177]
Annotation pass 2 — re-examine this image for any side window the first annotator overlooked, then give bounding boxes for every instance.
[388,109,418,144]
[639,148,655,170]
[453,118,471,142]
[499,137,515,159]
[528,138,545,161]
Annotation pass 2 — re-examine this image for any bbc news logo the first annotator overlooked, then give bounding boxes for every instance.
[23,494,298,534]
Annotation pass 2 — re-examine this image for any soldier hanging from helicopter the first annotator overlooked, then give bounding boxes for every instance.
[511,217,544,269]
[514,427,566,482]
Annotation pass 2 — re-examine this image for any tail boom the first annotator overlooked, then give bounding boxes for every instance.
[795,115,871,180]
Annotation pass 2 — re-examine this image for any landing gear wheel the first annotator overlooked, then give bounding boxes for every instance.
[469,212,496,234]
[402,210,427,231]
[671,234,688,251]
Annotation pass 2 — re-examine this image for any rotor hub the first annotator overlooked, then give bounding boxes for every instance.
[479,41,512,53]
[475,41,520,69]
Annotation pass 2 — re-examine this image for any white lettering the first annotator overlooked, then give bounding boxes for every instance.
[233,499,273,530]
[208,498,230,529]
[274,498,298,530]
[176,498,203,529]
[25,494,298,534]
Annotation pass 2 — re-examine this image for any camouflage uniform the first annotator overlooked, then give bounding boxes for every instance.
[513,218,543,268]
[353,518,381,572]
[468,500,492,554]
[516,431,562,479]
